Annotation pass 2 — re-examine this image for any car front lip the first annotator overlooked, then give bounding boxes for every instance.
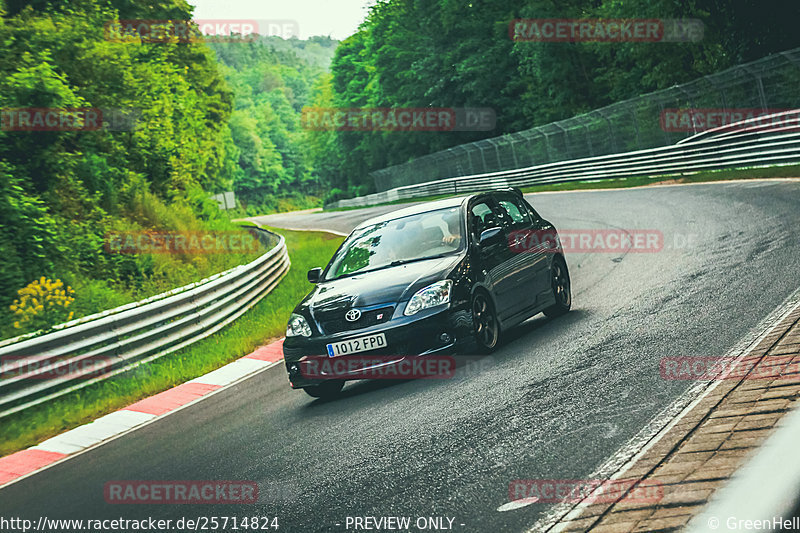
[290,343,456,385]
[283,305,470,388]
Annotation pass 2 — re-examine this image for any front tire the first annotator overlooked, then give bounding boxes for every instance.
[472,291,500,353]
[543,256,571,318]
[303,380,344,399]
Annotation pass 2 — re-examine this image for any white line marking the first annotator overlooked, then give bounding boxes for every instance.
[92,410,157,428]
[32,440,83,455]
[0,360,283,491]
[498,498,541,512]
[189,358,272,387]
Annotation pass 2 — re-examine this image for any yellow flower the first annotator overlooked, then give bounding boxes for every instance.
[10,277,77,330]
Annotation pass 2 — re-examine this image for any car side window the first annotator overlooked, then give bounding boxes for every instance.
[521,198,543,222]
[497,196,532,228]
[470,201,499,238]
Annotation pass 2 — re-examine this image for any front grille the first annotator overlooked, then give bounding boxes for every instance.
[319,306,394,335]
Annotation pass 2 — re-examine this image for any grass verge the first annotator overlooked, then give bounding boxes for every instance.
[0,227,343,457]
[324,164,800,211]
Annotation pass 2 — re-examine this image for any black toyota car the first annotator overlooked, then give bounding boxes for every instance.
[283,188,571,398]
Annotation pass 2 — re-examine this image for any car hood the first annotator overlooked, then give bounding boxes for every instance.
[301,254,462,312]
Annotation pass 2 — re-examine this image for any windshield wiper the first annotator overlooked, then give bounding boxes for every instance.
[329,254,453,281]
[329,263,396,280]
[389,254,451,267]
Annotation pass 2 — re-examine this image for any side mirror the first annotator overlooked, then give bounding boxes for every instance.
[307,267,322,283]
[478,227,503,246]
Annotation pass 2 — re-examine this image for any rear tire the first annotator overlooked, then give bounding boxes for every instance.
[543,256,571,318]
[303,380,344,399]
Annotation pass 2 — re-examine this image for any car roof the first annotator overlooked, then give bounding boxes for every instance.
[353,195,473,230]
[351,188,524,230]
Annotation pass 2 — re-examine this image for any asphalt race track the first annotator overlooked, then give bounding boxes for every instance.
[2,180,799,532]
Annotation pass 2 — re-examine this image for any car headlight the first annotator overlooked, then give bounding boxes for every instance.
[404,280,452,316]
[286,313,312,337]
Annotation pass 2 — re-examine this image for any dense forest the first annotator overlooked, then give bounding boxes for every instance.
[0,0,238,336]
[0,0,334,337]
[209,35,337,213]
[316,0,800,197]
[1,0,798,336]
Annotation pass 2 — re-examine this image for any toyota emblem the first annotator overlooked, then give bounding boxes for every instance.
[345,309,361,322]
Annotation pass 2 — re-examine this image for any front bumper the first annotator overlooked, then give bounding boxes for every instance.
[283,306,472,388]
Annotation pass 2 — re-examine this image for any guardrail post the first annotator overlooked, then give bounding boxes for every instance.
[509,134,520,169]
[656,99,672,145]
[552,123,571,159]
[742,64,769,110]
[629,108,642,150]
[704,74,729,112]
[576,117,594,156]
[486,139,502,170]
[540,129,552,163]
[477,142,489,173]
[677,85,699,135]
[465,146,476,176]
[596,109,617,154]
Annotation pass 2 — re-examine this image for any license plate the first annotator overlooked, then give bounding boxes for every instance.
[326,333,387,357]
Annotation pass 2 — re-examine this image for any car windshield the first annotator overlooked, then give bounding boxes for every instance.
[324,207,463,280]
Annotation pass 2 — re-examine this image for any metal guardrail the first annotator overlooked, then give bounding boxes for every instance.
[328,110,800,208]
[369,48,800,192]
[0,227,290,419]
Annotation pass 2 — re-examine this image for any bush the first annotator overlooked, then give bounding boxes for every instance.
[10,277,75,333]
[324,188,345,204]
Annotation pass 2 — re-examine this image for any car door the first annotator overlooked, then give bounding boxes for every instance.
[520,198,558,306]
[495,193,541,317]
[468,198,516,321]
